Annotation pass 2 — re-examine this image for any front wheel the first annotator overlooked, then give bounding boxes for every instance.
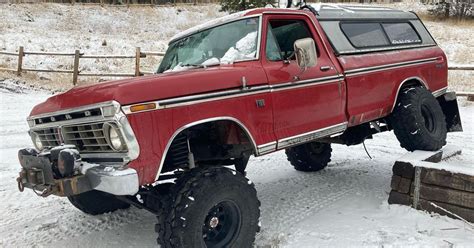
[390,87,447,151]
[156,167,260,248]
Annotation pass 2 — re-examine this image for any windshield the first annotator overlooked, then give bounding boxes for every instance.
[157,17,260,73]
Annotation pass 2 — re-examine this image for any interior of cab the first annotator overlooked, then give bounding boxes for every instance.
[266,20,313,61]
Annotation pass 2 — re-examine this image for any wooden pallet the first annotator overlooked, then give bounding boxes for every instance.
[388,146,474,223]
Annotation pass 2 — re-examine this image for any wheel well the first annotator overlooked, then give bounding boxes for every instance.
[160,120,255,173]
[400,78,427,90]
[390,77,428,113]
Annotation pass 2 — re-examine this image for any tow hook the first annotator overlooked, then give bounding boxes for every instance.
[17,177,24,192]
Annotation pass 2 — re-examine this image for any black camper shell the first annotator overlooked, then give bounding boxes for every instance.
[309,4,437,55]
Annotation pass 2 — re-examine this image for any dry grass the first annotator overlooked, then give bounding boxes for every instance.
[0,71,68,92]
[418,13,474,27]
[448,71,474,92]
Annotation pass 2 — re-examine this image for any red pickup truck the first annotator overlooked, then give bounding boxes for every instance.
[17,4,462,247]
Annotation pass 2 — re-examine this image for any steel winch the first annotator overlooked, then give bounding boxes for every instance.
[17,145,91,197]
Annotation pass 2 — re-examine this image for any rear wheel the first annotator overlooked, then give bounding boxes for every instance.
[155,167,260,248]
[286,142,332,172]
[67,190,130,215]
[390,87,447,151]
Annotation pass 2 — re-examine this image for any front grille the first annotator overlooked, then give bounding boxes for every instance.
[62,123,114,152]
[36,122,120,153]
[36,127,61,147]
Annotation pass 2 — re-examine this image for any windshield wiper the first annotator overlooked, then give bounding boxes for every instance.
[181,63,205,68]
[182,63,220,69]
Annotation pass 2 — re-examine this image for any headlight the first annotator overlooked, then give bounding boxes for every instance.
[104,123,124,151]
[30,132,44,151]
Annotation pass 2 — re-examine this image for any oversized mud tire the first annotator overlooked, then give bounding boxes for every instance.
[156,167,260,248]
[390,87,447,151]
[67,190,130,215]
[285,142,332,172]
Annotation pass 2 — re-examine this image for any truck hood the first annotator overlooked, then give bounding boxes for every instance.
[30,64,266,116]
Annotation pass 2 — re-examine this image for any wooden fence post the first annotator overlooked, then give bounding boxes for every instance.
[72,50,80,86]
[17,46,24,76]
[135,47,141,77]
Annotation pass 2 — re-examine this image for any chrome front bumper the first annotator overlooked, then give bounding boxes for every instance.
[17,147,139,197]
[86,166,139,196]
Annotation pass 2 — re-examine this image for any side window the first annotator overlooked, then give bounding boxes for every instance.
[266,20,312,61]
[266,27,283,61]
[340,23,389,48]
[382,23,421,45]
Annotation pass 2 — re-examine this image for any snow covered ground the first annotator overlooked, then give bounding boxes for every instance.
[0,2,473,246]
[0,80,473,247]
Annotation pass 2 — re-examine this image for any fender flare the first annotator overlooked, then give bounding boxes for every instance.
[389,76,429,113]
[154,116,257,181]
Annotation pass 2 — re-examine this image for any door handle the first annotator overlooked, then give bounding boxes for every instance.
[320,66,332,71]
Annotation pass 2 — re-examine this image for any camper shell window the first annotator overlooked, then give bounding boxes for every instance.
[340,22,422,49]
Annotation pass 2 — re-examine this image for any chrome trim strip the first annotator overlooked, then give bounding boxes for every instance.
[344,57,439,76]
[338,44,436,55]
[159,84,271,108]
[116,109,140,163]
[257,141,277,155]
[277,122,348,150]
[256,15,263,61]
[155,117,258,181]
[389,76,430,113]
[123,75,344,114]
[122,86,271,114]
[432,87,448,98]
[271,74,343,91]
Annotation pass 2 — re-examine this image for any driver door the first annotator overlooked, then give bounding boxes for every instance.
[261,14,345,149]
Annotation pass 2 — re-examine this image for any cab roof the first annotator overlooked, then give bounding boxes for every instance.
[310,4,419,20]
[169,5,420,43]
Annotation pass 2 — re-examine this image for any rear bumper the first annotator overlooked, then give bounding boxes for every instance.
[17,147,139,197]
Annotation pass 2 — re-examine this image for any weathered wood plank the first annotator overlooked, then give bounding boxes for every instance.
[418,199,474,223]
[419,183,474,209]
[390,175,401,191]
[421,169,474,193]
[388,190,411,206]
[398,177,412,194]
[392,161,415,179]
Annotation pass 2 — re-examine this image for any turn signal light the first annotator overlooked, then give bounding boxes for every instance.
[130,103,156,113]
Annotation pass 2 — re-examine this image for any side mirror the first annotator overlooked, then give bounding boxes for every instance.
[294,38,318,71]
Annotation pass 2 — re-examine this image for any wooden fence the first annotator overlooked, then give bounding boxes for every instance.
[0,46,473,87]
[0,47,165,85]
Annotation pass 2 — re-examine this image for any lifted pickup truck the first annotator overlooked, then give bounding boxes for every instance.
[17,4,462,247]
